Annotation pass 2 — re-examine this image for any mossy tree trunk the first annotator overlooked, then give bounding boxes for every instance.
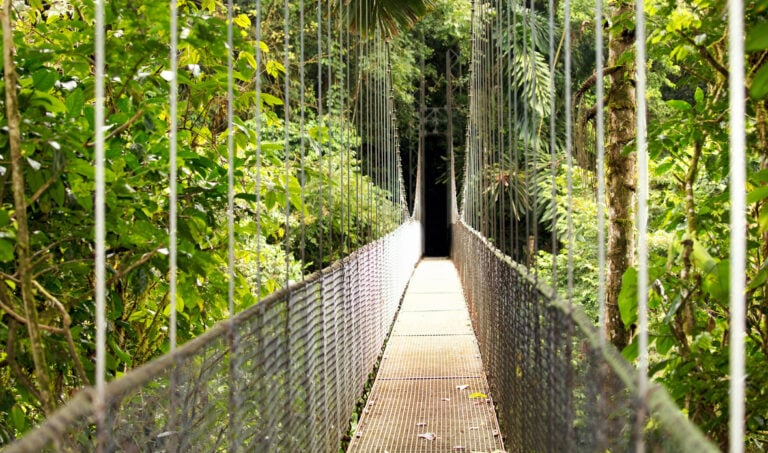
[605,0,636,351]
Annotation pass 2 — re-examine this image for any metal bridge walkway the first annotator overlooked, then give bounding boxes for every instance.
[348,259,504,452]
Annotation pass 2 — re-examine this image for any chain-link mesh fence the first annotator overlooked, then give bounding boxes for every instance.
[453,221,718,452]
[3,221,421,453]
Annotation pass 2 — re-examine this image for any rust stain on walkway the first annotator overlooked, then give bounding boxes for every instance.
[348,259,504,453]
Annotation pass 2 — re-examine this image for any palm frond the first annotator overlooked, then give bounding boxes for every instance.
[342,0,435,39]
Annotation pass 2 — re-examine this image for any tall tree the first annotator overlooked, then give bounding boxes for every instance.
[604,0,635,350]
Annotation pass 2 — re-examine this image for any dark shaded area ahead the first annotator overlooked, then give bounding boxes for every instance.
[424,135,450,256]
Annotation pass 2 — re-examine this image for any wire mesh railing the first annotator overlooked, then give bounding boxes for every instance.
[3,221,421,452]
[452,220,717,452]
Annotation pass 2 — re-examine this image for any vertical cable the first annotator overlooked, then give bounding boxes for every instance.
[522,1,530,263]
[168,0,179,353]
[635,0,649,448]
[226,0,235,317]
[255,0,263,297]
[327,0,333,254]
[339,2,347,253]
[376,33,382,237]
[728,0,746,450]
[93,0,107,448]
[316,0,323,268]
[365,23,375,242]
[315,0,327,439]
[345,0,352,252]
[447,49,456,223]
[595,0,607,346]
[356,0,363,240]
[510,0,518,261]
[548,0,557,286]
[299,0,306,273]
[418,32,425,224]
[284,0,291,285]
[225,0,237,449]
[564,0,573,302]
[497,0,506,254]
[529,0,538,273]
[167,3,180,448]
[482,9,489,238]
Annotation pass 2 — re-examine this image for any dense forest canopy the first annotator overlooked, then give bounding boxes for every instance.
[0,0,418,441]
[517,0,767,448]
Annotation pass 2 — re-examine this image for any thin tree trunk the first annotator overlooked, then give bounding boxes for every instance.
[758,100,768,356]
[678,139,702,347]
[604,0,636,351]
[2,0,54,414]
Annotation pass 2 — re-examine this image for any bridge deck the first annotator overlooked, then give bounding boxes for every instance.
[348,259,505,452]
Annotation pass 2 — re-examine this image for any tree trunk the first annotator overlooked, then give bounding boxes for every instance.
[678,139,702,349]
[2,1,54,414]
[604,0,636,351]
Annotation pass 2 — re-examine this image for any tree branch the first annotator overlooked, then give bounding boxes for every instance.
[0,299,64,334]
[32,280,90,386]
[86,108,145,147]
[106,245,163,288]
[26,173,57,206]
[2,1,54,414]
[7,321,45,405]
[573,65,624,104]
[679,33,729,79]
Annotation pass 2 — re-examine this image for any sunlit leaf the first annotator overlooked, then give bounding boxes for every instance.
[749,64,768,100]
[234,14,251,29]
[746,22,768,52]
[618,267,638,326]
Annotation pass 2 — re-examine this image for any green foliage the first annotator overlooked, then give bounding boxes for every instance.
[0,0,406,441]
[536,169,601,319]
[347,0,436,39]
[621,0,768,447]
[538,0,768,447]
[618,267,638,327]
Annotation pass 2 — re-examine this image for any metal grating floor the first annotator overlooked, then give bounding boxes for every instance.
[348,259,505,453]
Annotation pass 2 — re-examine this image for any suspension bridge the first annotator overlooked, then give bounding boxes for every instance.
[0,0,748,450]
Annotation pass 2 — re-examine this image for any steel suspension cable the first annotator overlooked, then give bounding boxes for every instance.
[224,0,239,448]
[356,1,363,243]
[529,0,538,274]
[299,0,307,272]
[595,0,607,347]
[255,0,263,299]
[342,0,349,255]
[93,0,107,448]
[563,0,576,444]
[168,0,179,355]
[316,0,323,269]
[283,0,292,287]
[635,0,650,448]
[327,0,333,258]
[727,0,746,449]
[366,21,373,241]
[167,3,181,448]
[522,1,530,264]
[564,0,574,304]
[497,0,505,254]
[483,2,490,236]
[548,0,558,286]
[510,0,518,262]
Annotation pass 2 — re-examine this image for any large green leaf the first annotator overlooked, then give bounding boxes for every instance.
[346,0,435,38]
[618,266,638,326]
[749,63,768,100]
[690,240,729,301]
[746,22,768,52]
